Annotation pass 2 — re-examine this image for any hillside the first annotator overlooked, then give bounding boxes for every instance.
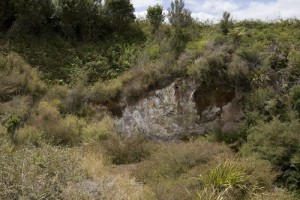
[1,0,300,199]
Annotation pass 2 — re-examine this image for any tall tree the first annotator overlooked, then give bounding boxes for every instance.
[220,11,233,35]
[104,0,135,33]
[60,0,103,40]
[146,4,165,32]
[12,0,54,34]
[167,0,192,28]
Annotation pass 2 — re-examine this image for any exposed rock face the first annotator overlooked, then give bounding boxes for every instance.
[115,79,242,139]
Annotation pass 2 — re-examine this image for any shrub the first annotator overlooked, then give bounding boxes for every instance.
[290,85,300,115]
[0,53,46,100]
[288,49,300,72]
[82,114,116,143]
[187,57,209,81]
[244,87,276,122]
[220,12,233,35]
[236,42,264,66]
[134,140,233,182]
[199,160,249,190]
[33,101,86,145]
[63,84,88,114]
[102,134,152,165]
[227,54,249,83]
[0,96,31,123]
[90,72,134,103]
[241,118,300,190]
[16,125,42,145]
[197,158,277,200]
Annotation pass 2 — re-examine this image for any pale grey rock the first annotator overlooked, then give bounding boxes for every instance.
[115,79,242,139]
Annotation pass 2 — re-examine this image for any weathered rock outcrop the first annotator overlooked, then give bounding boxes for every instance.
[115,79,242,139]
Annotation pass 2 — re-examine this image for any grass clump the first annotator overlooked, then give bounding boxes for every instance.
[196,158,278,200]
[0,144,85,199]
[199,160,250,190]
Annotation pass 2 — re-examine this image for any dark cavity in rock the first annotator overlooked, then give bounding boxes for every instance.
[193,83,235,122]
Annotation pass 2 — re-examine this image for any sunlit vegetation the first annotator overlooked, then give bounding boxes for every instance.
[1,0,300,199]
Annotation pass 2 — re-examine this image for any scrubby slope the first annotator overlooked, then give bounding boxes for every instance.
[1,1,300,199]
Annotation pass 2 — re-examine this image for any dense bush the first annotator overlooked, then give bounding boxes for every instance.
[290,85,300,115]
[241,118,300,190]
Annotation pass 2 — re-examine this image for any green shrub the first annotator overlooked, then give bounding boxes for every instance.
[199,160,249,190]
[236,42,264,66]
[220,12,233,35]
[102,134,152,165]
[0,53,46,100]
[290,85,300,115]
[288,49,300,72]
[244,87,276,122]
[227,54,249,83]
[241,118,300,190]
[148,44,160,59]
[82,114,115,143]
[33,101,86,145]
[90,73,133,103]
[197,158,277,200]
[16,125,42,145]
[187,57,209,81]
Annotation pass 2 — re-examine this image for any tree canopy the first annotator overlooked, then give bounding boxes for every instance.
[146,4,165,32]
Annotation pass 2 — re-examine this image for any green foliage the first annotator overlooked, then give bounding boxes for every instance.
[197,158,278,200]
[104,0,135,33]
[0,53,46,100]
[227,54,249,84]
[244,87,276,123]
[1,10,300,199]
[241,118,300,190]
[199,160,249,190]
[11,0,54,35]
[288,49,300,72]
[187,57,209,81]
[82,114,115,143]
[167,0,192,28]
[4,115,21,135]
[290,85,300,115]
[146,4,165,32]
[59,0,103,40]
[220,12,233,35]
[171,28,191,57]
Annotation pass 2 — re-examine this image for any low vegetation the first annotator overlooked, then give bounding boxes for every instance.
[1,0,300,199]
